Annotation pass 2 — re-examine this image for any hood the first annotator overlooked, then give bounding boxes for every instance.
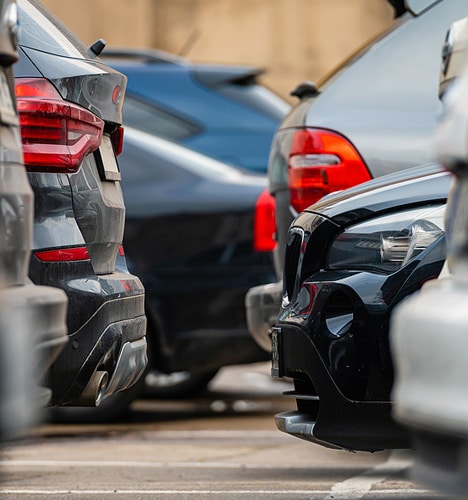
[303,163,451,226]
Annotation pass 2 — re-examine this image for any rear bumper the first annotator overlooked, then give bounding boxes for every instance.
[0,283,68,429]
[167,327,269,374]
[6,284,68,379]
[272,324,409,452]
[47,272,147,406]
[245,280,282,352]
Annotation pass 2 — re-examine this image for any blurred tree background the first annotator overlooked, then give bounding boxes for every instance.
[40,0,394,101]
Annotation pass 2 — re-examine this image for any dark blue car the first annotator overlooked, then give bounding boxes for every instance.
[101,49,290,174]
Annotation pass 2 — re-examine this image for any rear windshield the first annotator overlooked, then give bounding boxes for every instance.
[18,0,89,59]
[123,94,202,141]
[218,83,290,120]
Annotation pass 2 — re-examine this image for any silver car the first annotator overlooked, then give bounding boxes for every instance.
[0,0,67,440]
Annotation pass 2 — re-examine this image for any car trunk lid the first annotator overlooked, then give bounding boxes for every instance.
[17,0,127,275]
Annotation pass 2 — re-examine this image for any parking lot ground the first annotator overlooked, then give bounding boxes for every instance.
[0,363,445,499]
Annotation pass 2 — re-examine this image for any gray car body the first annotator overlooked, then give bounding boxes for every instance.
[272,0,468,267]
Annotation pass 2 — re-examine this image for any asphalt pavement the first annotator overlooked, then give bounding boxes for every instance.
[0,363,446,499]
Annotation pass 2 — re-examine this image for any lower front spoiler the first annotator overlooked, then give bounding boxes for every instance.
[275,403,408,452]
[273,324,409,452]
[275,410,342,450]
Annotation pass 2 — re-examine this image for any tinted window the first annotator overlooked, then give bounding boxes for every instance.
[18,0,89,58]
[218,83,290,120]
[123,127,248,182]
[122,94,201,140]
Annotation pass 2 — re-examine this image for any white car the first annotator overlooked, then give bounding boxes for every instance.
[390,16,468,497]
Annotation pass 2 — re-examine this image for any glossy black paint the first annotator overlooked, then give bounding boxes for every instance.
[274,164,451,451]
[17,0,146,407]
[119,128,273,374]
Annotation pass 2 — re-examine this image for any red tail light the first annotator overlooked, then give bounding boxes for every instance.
[254,188,277,252]
[288,128,371,213]
[111,126,124,156]
[15,78,104,173]
[34,246,90,262]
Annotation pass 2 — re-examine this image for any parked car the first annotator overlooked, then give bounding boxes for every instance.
[246,0,468,353]
[115,127,274,398]
[272,163,451,452]
[101,48,290,174]
[15,0,147,416]
[390,17,468,496]
[0,0,68,440]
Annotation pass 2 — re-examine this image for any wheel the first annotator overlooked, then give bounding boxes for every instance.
[142,368,219,399]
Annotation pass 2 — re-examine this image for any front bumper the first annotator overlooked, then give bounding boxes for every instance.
[273,223,446,451]
[245,280,282,352]
[272,324,408,452]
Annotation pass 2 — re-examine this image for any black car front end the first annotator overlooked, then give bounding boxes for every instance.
[273,164,451,451]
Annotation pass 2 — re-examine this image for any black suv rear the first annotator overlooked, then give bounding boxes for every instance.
[15,0,147,408]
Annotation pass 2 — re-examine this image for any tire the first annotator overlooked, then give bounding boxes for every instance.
[142,368,219,399]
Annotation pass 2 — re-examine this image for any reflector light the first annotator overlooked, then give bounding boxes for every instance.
[111,126,124,156]
[112,85,122,105]
[298,283,318,317]
[288,128,371,213]
[34,247,90,262]
[118,245,125,257]
[254,188,277,252]
[15,78,104,173]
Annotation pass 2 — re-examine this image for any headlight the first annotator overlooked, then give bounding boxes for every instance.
[328,205,446,273]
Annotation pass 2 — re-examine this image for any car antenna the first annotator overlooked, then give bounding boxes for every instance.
[88,38,106,57]
[290,81,320,99]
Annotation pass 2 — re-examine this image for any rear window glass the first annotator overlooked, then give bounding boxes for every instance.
[218,83,290,121]
[123,127,247,183]
[123,94,201,141]
[18,0,89,59]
